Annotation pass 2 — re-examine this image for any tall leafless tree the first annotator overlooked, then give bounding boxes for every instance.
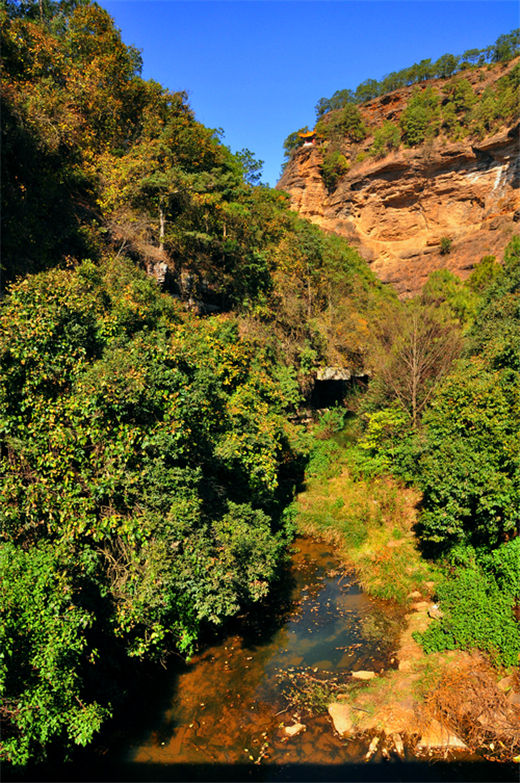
[371,302,463,427]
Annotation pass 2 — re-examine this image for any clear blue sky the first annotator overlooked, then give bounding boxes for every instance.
[103,1,519,186]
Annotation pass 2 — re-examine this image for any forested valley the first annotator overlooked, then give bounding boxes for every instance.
[1,0,519,771]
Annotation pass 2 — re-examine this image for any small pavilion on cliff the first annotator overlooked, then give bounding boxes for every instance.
[298,130,316,147]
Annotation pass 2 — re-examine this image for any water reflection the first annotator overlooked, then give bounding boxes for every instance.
[7,538,514,781]
[129,537,403,767]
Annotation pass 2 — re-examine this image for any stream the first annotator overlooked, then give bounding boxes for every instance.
[127,537,403,770]
[15,537,515,781]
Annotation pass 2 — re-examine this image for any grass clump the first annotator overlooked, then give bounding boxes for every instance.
[295,423,438,603]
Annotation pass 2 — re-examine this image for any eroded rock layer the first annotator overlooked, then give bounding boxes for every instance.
[278,82,520,296]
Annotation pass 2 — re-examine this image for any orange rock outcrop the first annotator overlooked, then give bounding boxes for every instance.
[277,68,520,296]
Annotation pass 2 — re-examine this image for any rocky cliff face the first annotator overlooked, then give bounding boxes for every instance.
[277,73,520,296]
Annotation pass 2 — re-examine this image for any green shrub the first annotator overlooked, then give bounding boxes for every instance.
[320,148,349,192]
[467,63,520,138]
[316,104,367,143]
[400,87,440,146]
[0,543,110,765]
[357,405,411,475]
[478,538,520,598]
[467,255,500,294]
[370,121,401,157]
[417,543,520,667]
[305,438,343,480]
[439,236,452,255]
[315,406,348,437]
[441,78,476,139]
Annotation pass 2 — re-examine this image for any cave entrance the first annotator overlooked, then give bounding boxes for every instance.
[311,379,350,409]
[309,369,369,409]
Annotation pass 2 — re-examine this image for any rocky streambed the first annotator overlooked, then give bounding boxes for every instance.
[127,537,404,769]
[29,536,517,782]
[109,537,518,779]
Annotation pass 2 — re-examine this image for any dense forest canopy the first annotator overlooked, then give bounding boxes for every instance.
[1,0,519,769]
[0,0,388,765]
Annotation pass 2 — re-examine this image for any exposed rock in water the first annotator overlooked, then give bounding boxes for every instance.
[365,735,379,760]
[351,670,377,680]
[417,719,468,751]
[391,732,405,758]
[328,702,353,736]
[284,722,306,737]
[277,61,520,297]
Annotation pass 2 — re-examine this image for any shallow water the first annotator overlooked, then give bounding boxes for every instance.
[128,537,403,769]
[9,537,516,782]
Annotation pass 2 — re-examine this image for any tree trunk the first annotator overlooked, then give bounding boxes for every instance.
[159,203,165,251]
[411,314,418,428]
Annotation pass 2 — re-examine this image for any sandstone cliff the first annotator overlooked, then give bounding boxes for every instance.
[277,68,520,296]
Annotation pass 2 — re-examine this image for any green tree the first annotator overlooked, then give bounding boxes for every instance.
[400,87,440,146]
[417,239,520,551]
[461,48,486,67]
[236,147,264,185]
[283,127,309,159]
[434,53,460,78]
[320,147,349,192]
[354,78,380,103]
[0,542,110,765]
[491,29,520,63]
[418,360,520,551]
[0,258,304,762]
[467,255,500,294]
[370,121,401,158]
[467,235,520,370]
[421,268,480,328]
[316,104,367,144]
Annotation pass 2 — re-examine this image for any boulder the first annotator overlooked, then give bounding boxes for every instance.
[351,670,376,680]
[428,603,444,620]
[507,690,520,708]
[328,703,353,736]
[498,675,517,693]
[365,735,379,760]
[392,732,405,758]
[284,722,306,737]
[316,367,352,381]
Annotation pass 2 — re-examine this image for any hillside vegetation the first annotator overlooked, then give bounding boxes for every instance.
[314,29,519,115]
[284,30,519,190]
[1,1,519,769]
[0,0,388,765]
